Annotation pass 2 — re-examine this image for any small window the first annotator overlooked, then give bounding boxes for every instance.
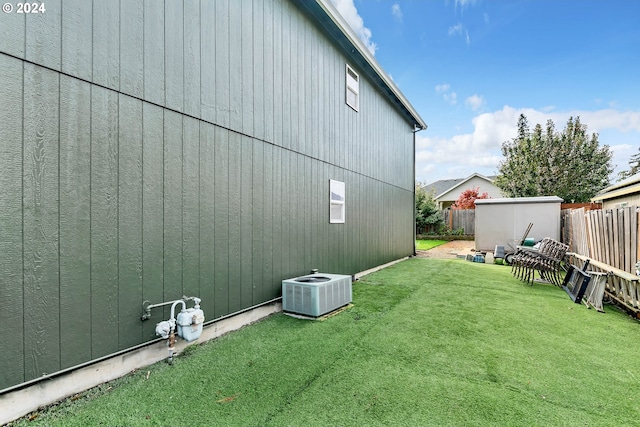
[346,65,359,111]
[330,179,345,223]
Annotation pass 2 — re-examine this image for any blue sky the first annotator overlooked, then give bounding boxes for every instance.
[329,0,640,185]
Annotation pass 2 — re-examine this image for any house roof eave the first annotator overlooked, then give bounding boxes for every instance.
[291,0,427,131]
[591,182,640,202]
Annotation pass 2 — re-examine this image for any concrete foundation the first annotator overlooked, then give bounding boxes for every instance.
[0,302,281,426]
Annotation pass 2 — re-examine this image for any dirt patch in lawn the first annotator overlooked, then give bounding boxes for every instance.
[416,240,475,259]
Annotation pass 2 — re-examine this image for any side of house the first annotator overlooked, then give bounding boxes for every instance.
[591,172,640,209]
[0,0,426,398]
[428,173,502,209]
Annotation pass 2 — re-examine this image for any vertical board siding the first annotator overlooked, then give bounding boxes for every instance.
[183,117,201,298]
[164,0,184,112]
[272,0,283,148]
[241,136,254,308]
[184,0,202,117]
[23,64,60,380]
[250,0,262,139]
[25,0,61,70]
[141,103,165,338]
[213,127,230,318]
[0,7,25,58]
[200,0,216,122]
[252,140,265,304]
[117,95,144,350]
[62,0,92,81]
[262,143,274,299]
[271,146,283,285]
[199,123,216,316]
[59,76,92,368]
[143,0,165,106]
[92,0,119,90]
[263,0,275,144]
[241,0,254,135]
[214,0,230,128]
[228,1,242,131]
[163,111,183,302]
[1,0,417,391]
[280,3,291,150]
[0,55,25,388]
[120,1,144,98]
[90,86,119,357]
[289,9,299,152]
[227,132,242,312]
[280,149,291,278]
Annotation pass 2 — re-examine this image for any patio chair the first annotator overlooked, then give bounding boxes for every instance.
[511,237,568,286]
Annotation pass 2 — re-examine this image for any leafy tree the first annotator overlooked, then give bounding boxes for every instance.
[495,114,613,202]
[617,147,640,181]
[415,183,443,233]
[451,187,490,209]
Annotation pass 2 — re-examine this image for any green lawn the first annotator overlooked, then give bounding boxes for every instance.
[415,239,448,250]
[15,258,640,426]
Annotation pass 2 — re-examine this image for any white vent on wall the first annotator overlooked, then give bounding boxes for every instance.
[282,273,352,317]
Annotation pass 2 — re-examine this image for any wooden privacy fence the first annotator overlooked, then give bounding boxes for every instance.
[562,206,640,313]
[417,209,475,235]
[444,209,475,235]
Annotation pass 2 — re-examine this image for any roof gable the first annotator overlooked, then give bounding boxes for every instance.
[434,173,495,200]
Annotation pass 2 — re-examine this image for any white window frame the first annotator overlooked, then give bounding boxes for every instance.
[345,64,359,111]
[329,179,345,224]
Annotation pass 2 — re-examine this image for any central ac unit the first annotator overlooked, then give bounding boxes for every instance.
[282,273,352,317]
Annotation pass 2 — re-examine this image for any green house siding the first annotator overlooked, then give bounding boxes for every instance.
[0,0,417,391]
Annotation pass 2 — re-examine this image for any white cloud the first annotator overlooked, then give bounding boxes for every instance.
[435,83,457,105]
[448,23,470,45]
[414,106,640,183]
[448,23,463,36]
[611,144,634,153]
[465,94,484,111]
[329,0,377,55]
[455,0,478,12]
[444,92,458,105]
[391,3,403,22]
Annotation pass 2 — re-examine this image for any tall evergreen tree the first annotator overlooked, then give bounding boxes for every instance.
[495,114,613,202]
[617,147,640,181]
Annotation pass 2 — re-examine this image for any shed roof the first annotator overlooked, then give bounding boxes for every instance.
[292,0,427,130]
[475,196,563,205]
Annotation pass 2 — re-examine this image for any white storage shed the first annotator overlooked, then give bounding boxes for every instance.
[474,196,563,252]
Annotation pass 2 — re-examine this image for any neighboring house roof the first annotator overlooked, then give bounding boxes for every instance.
[293,0,427,131]
[425,178,465,197]
[430,173,496,200]
[591,172,640,202]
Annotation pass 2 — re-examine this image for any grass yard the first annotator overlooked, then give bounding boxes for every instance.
[14,258,640,426]
[415,239,448,251]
